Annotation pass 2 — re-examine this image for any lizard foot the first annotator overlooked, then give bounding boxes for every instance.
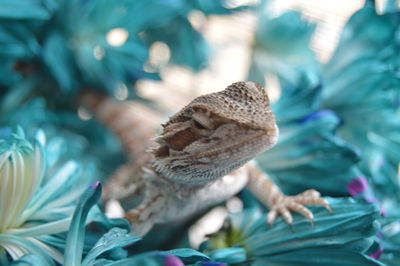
[267,189,332,227]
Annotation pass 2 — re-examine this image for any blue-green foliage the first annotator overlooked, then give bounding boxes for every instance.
[0,128,129,264]
[321,3,400,263]
[142,0,249,72]
[258,74,362,196]
[0,0,248,97]
[249,5,365,197]
[1,0,400,265]
[322,3,400,206]
[0,94,124,181]
[250,0,400,264]
[248,7,319,85]
[202,198,383,265]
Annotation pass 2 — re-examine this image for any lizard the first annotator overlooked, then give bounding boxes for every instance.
[80,81,332,237]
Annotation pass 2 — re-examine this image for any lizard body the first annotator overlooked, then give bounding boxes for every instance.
[81,81,331,236]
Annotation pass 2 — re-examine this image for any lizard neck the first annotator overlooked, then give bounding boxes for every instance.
[149,162,250,204]
[147,163,209,198]
[151,154,254,186]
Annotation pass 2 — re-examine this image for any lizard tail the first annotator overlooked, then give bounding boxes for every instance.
[79,90,159,162]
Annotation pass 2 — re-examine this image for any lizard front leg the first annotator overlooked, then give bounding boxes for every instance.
[245,163,332,226]
[103,162,144,201]
[124,182,167,237]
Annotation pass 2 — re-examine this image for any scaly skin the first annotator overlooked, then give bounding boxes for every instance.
[81,81,331,236]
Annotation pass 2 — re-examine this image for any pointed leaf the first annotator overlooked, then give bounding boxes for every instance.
[82,227,140,266]
[163,248,210,263]
[64,182,102,266]
[0,0,51,20]
[208,247,247,264]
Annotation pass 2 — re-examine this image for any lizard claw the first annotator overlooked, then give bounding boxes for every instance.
[267,189,332,227]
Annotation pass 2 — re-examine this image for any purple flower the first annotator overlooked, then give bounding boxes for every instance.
[369,249,383,260]
[164,255,184,266]
[298,110,336,124]
[348,177,386,216]
[90,181,101,189]
[348,177,369,196]
[199,262,228,266]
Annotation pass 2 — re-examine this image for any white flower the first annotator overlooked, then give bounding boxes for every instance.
[0,128,92,264]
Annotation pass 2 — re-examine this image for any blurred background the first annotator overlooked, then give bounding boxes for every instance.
[137,0,384,108]
[1,0,400,265]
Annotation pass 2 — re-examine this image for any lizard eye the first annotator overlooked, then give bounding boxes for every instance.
[191,111,214,136]
[192,119,207,130]
[191,118,213,137]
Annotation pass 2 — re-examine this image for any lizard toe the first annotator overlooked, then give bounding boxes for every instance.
[267,206,293,226]
[266,190,331,228]
[293,194,332,213]
[286,200,314,226]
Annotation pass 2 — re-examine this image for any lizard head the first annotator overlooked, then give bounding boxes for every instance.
[151,81,279,185]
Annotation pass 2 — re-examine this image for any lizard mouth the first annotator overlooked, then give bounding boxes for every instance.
[190,127,278,161]
[153,125,278,161]
[153,144,170,158]
[151,125,278,185]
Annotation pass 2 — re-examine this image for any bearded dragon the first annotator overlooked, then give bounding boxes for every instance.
[81,81,331,236]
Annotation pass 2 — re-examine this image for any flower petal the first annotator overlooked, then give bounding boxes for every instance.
[6,218,72,237]
[0,234,54,265]
[10,253,49,266]
[22,161,79,220]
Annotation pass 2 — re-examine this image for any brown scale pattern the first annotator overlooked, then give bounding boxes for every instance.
[79,90,160,163]
[166,81,275,130]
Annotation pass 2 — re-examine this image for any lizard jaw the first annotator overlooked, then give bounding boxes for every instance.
[187,125,278,161]
[151,124,279,185]
[150,81,278,185]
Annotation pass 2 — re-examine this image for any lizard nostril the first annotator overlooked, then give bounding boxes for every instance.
[154,145,170,157]
[264,124,278,135]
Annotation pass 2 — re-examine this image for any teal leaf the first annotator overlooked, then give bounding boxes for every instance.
[0,0,51,20]
[252,248,384,266]
[163,248,211,263]
[377,216,400,265]
[250,10,318,84]
[144,18,211,71]
[0,22,41,57]
[257,111,360,196]
[256,11,316,56]
[43,31,77,91]
[272,74,322,123]
[0,249,8,266]
[320,3,400,206]
[206,198,382,265]
[325,5,398,76]
[64,181,102,266]
[10,253,51,266]
[94,251,178,266]
[189,0,251,14]
[89,205,131,232]
[0,234,54,265]
[94,251,165,266]
[208,247,247,264]
[82,227,140,266]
